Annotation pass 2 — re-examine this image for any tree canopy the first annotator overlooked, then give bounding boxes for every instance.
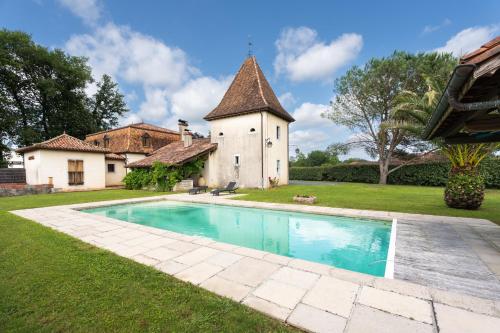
[323,51,456,184]
[291,149,340,167]
[0,29,128,164]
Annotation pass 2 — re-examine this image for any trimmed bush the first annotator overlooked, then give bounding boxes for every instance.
[289,158,500,188]
[445,171,485,209]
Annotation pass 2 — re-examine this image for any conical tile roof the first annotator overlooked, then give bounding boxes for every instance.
[204,56,294,122]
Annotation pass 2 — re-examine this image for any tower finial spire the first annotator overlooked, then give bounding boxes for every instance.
[247,35,253,57]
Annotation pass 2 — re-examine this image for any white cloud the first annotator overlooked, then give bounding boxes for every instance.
[139,88,169,120]
[65,22,217,128]
[120,113,142,126]
[278,92,296,109]
[422,18,451,34]
[165,76,232,134]
[65,23,196,90]
[274,27,363,82]
[434,25,499,56]
[290,102,329,128]
[57,0,101,26]
[290,129,329,151]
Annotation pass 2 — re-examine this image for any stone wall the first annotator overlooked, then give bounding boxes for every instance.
[0,168,26,184]
[0,183,53,197]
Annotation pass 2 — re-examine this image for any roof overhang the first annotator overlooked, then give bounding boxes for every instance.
[423,53,500,144]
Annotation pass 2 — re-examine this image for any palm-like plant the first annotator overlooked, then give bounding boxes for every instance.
[390,77,498,209]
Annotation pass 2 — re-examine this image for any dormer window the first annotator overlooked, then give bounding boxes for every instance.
[94,140,100,147]
[103,135,110,148]
[141,133,151,147]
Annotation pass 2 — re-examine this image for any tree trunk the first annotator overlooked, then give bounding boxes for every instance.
[379,160,389,185]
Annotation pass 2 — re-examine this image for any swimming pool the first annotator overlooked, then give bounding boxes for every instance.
[83,201,392,276]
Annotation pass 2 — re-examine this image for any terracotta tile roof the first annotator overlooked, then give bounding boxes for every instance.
[16,133,110,154]
[460,36,500,65]
[88,123,179,136]
[85,123,180,154]
[127,139,217,168]
[204,56,295,122]
[105,153,126,160]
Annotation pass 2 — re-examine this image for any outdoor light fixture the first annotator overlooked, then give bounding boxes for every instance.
[265,138,273,148]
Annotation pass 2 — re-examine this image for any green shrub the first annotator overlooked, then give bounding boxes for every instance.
[445,171,485,209]
[123,159,205,191]
[289,157,500,188]
[123,168,153,190]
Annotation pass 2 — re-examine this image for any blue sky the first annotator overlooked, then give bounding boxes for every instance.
[1,0,499,159]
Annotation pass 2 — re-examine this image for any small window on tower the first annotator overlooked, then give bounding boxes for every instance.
[219,132,224,137]
[234,154,240,166]
[276,126,281,140]
[249,128,256,133]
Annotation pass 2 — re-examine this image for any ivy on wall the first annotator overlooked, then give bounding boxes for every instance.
[124,159,205,191]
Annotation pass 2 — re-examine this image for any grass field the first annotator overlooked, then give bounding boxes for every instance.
[0,190,298,333]
[238,183,500,225]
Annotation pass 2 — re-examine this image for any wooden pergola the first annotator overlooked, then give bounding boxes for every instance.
[423,37,500,144]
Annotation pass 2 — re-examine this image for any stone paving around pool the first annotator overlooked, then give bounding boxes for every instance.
[12,193,500,333]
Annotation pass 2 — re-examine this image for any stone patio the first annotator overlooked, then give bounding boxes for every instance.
[12,193,500,333]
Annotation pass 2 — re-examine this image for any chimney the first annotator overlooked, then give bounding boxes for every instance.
[183,130,193,147]
[178,119,188,141]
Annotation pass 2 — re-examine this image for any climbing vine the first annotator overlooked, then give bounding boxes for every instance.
[124,158,205,191]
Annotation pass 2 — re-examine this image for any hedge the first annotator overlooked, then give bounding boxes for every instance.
[289,158,500,188]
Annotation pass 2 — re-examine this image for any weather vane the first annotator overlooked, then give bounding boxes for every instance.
[247,35,253,57]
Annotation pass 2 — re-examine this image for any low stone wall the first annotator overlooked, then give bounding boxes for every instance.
[0,183,53,197]
[0,168,26,184]
[173,179,194,192]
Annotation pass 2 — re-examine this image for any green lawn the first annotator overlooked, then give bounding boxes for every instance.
[0,189,168,211]
[0,190,298,333]
[238,183,500,225]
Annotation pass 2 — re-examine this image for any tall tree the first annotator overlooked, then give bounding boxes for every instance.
[0,29,128,151]
[323,51,456,184]
[88,74,129,132]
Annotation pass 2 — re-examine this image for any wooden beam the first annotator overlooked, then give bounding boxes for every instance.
[465,115,500,132]
[445,132,500,144]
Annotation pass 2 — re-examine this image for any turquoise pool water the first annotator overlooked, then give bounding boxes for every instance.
[83,201,391,276]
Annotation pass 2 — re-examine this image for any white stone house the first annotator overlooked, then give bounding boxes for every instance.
[16,134,110,190]
[128,56,295,189]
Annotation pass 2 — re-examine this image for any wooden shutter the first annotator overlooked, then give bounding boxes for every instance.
[68,160,84,185]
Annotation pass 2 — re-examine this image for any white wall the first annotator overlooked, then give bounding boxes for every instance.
[264,113,289,186]
[125,153,147,164]
[24,150,106,190]
[105,160,126,186]
[207,111,290,188]
[24,150,41,184]
[207,113,263,188]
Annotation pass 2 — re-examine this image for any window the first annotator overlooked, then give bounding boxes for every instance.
[219,132,224,136]
[276,160,281,175]
[249,128,256,133]
[94,140,100,147]
[141,133,151,147]
[276,126,281,140]
[68,160,84,185]
[234,154,240,166]
[107,163,115,173]
[103,135,110,148]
